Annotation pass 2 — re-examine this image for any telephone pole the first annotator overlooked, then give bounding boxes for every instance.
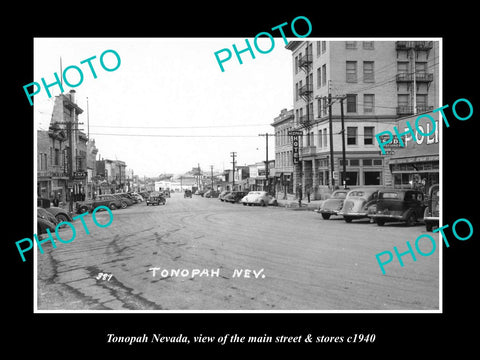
[210,165,214,190]
[230,152,236,190]
[340,96,347,188]
[328,93,335,188]
[258,133,273,193]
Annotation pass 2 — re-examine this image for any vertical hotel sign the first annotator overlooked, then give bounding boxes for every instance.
[288,130,303,165]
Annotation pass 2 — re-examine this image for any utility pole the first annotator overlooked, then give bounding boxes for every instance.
[340,96,347,189]
[210,165,214,190]
[258,133,273,193]
[328,92,335,188]
[230,152,236,190]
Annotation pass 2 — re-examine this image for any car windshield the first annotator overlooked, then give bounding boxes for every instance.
[332,191,347,199]
[348,191,365,197]
[380,192,400,199]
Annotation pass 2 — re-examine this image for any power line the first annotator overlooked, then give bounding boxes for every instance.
[90,123,272,129]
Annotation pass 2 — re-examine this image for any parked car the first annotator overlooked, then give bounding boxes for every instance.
[37,197,73,223]
[184,189,192,198]
[76,196,123,213]
[240,191,278,206]
[424,184,439,231]
[224,191,249,203]
[317,189,349,219]
[129,192,144,202]
[195,189,206,196]
[146,193,166,206]
[218,190,231,202]
[38,207,58,225]
[105,194,134,208]
[338,187,383,223]
[369,189,425,226]
[37,210,56,235]
[204,189,219,198]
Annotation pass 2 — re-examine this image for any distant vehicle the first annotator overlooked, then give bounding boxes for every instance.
[99,194,132,209]
[240,191,278,207]
[195,189,206,196]
[184,189,192,198]
[162,189,171,198]
[338,187,383,223]
[369,189,425,226]
[424,184,439,231]
[224,191,249,203]
[129,193,144,202]
[146,192,166,206]
[76,196,123,213]
[204,189,219,198]
[317,189,349,219]
[218,190,231,201]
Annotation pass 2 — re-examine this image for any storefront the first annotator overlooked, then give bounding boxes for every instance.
[388,113,439,193]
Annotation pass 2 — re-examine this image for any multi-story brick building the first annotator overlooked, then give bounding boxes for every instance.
[96,158,128,194]
[285,40,439,199]
[271,108,295,198]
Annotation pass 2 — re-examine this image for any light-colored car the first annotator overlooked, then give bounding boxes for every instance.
[317,189,349,219]
[240,191,278,207]
[338,187,383,223]
[130,193,144,202]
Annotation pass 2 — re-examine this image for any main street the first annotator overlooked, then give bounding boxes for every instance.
[37,193,439,311]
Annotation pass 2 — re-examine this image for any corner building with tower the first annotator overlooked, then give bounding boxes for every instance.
[285,40,439,199]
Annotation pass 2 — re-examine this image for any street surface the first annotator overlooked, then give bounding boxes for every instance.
[37,193,439,311]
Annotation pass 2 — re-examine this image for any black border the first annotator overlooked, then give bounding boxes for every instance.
[7,6,478,355]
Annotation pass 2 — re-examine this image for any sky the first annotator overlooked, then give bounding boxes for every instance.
[34,37,294,177]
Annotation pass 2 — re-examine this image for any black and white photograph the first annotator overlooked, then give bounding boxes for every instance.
[7,8,478,355]
[32,37,442,312]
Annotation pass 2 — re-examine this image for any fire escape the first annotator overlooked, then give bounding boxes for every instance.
[395,41,434,115]
[298,50,313,130]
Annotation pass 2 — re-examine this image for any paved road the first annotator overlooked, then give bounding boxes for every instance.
[37,193,439,311]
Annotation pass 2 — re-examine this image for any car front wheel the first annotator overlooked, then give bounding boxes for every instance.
[79,206,89,214]
[321,213,331,220]
[109,203,117,210]
[405,212,416,226]
[56,214,69,223]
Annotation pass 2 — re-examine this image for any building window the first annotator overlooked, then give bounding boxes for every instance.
[295,56,298,74]
[346,94,357,113]
[363,41,374,50]
[316,41,321,56]
[363,159,372,166]
[295,83,299,101]
[397,61,409,74]
[416,94,428,112]
[345,171,358,186]
[317,98,322,117]
[317,67,321,88]
[54,148,60,165]
[318,129,323,148]
[350,159,360,166]
[364,126,374,145]
[363,61,374,82]
[323,128,328,148]
[322,41,326,53]
[346,41,357,49]
[347,127,357,145]
[373,159,383,166]
[364,171,382,185]
[346,61,357,83]
[363,94,374,113]
[322,64,326,86]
